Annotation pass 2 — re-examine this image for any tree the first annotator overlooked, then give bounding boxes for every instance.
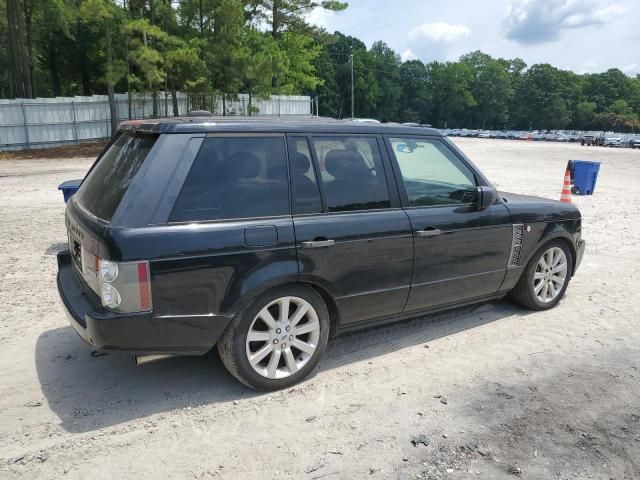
[80,0,126,137]
[6,0,33,97]
[248,0,347,39]
[426,61,476,128]
[247,0,346,88]
[574,101,596,130]
[398,60,430,123]
[460,51,514,129]
[514,64,572,130]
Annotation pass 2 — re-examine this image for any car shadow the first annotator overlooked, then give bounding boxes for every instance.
[36,299,529,433]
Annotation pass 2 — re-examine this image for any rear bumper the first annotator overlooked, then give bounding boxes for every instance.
[56,251,232,355]
[575,239,586,273]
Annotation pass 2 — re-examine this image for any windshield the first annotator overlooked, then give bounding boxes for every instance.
[75,132,156,222]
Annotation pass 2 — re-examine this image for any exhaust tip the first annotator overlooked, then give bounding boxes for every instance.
[134,354,175,366]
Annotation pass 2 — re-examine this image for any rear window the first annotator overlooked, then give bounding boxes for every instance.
[75,133,156,221]
[169,136,290,222]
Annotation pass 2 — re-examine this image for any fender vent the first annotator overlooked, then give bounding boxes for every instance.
[509,224,524,267]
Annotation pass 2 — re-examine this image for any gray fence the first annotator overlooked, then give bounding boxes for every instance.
[0,92,311,151]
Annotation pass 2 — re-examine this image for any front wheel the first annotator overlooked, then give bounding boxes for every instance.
[218,285,330,390]
[511,240,573,310]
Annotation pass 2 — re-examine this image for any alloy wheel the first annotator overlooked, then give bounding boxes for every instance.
[245,296,321,379]
[533,246,568,303]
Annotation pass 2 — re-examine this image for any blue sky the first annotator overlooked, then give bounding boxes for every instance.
[307,0,640,75]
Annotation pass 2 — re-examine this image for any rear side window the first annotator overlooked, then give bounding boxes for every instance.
[311,137,390,212]
[291,137,322,214]
[75,132,156,221]
[169,136,290,222]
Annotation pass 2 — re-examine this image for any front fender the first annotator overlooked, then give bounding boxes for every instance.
[500,219,580,292]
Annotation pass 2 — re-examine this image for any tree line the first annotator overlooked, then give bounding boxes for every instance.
[2,0,639,132]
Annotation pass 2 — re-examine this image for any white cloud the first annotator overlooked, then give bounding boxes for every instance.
[503,0,626,44]
[408,22,471,44]
[621,63,640,75]
[404,22,471,62]
[306,7,336,29]
[400,49,418,62]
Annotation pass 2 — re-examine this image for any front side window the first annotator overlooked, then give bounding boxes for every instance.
[389,138,477,207]
[311,136,390,212]
[169,136,289,222]
[76,132,156,221]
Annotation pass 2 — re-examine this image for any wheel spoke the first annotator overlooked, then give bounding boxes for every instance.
[534,272,545,280]
[294,320,319,335]
[552,263,567,274]
[547,281,556,298]
[247,330,271,342]
[540,282,549,300]
[258,308,277,330]
[283,348,298,374]
[538,257,549,270]
[551,275,565,285]
[292,339,315,354]
[289,303,310,326]
[266,348,281,378]
[279,298,290,322]
[249,343,273,366]
[534,280,545,294]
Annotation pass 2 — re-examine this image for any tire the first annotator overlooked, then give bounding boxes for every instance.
[511,240,573,311]
[218,285,330,390]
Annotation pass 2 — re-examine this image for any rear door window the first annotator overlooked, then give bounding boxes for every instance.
[310,136,390,212]
[169,136,290,222]
[290,137,322,215]
[75,132,156,221]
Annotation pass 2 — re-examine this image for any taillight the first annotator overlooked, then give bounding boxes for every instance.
[97,258,152,313]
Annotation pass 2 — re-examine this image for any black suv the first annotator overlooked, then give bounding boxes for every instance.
[57,118,585,390]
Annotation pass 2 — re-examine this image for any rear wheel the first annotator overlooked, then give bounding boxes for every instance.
[511,240,573,310]
[218,285,330,390]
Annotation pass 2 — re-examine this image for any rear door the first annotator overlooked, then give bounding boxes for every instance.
[149,134,299,317]
[288,135,414,326]
[385,135,513,312]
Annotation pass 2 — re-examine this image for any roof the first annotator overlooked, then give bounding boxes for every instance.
[117,116,442,136]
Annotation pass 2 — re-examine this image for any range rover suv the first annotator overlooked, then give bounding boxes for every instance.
[57,118,585,390]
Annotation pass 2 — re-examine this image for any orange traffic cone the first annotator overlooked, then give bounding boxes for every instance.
[560,169,572,203]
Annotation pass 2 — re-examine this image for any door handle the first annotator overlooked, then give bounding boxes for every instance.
[301,239,336,249]
[415,228,442,238]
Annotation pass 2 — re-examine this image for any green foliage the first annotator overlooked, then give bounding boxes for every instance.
[1,0,638,131]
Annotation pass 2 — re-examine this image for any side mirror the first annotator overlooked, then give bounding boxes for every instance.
[476,186,498,210]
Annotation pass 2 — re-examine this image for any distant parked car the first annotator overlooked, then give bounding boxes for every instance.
[581,132,603,146]
[603,135,623,147]
[630,136,640,149]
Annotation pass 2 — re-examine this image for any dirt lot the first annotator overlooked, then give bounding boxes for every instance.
[1,139,639,480]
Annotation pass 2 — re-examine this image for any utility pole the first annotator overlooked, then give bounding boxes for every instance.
[350,53,354,119]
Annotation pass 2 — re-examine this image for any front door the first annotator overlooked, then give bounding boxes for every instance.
[385,136,513,312]
[288,135,414,325]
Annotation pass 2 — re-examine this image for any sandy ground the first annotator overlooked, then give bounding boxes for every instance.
[1,139,639,480]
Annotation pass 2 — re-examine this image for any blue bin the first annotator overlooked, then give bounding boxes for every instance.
[57,179,82,203]
[570,160,600,195]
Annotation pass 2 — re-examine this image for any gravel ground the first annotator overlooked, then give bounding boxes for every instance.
[0,139,639,479]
